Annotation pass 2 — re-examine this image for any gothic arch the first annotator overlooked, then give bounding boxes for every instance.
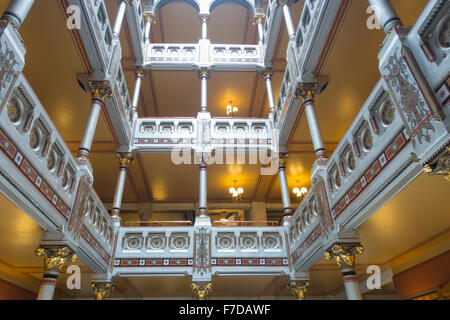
[153,0,201,13]
[209,0,256,15]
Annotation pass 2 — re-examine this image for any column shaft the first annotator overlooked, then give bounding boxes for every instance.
[37,271,58,300]
[304,100,326,159]
[201,20,208,39]
[3,0,35,28]
[265,76,276,113]
[282,3,296,39]
[112,167,127,216]
[368,0,403,34]
[201,76,207,112]
[113,0,127,37]
[131,75,143,110]
[257,22,264,43]
[342,267,362,300]
[78,98,102,158]
[279,160,292,216]
[111,156,132,217]
[144,18,152,43]
[199,162,207,216]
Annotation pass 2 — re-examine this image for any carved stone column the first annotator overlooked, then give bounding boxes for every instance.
[111,153,134,225]
[287,280,310,300]
[35,246,77,300]
[77,81,112,161]
[199,69,210,113]
[296,83,327,160]
[278,0,296,40]
[253,14,265,44]
[131,66,148,112]
[198,159,208,217]
[368,0,403,34]
[2,0,35,29]
[199,14,210,40]
[261,69,275,114]
[143,13,155,44]
[91,282,114,300]
[325,244,364,300]
[192,282,212,300]
[112,0,130,37]
[278,154,293,222]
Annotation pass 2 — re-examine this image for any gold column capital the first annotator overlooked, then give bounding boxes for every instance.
[191,282,212,300]
[116,153,134,167]
[287,281,310,300]
[198,68,211,79]
[199,13,210,23]
[253,14,265,25]
[295,83,320,102]
[143,13,155,23]
[324,243,364,269]
[135,66,149,78]
[275,0,292,8]
[260,69,273,80]
[423,147,450,182]
[35,246,77,273]
[279,153,289,166]
[88,81,112,101]
[91,283,114,300]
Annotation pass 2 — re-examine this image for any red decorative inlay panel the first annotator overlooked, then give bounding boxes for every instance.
[332,130,409,220]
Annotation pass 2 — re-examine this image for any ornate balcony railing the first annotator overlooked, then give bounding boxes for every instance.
[273,0,347,145]
[0,73,114,273]
[112,223,291,277]
[125,0,146,63]
[131,116,275,155]
[145,42,264,71]
[211,226,290,276]
[145,43,199,70]
[261,0,284,66]
[210,44,263,70]
[66,0,133,146]
[0,74,78,230]
[67,0,115,73]
[113,225,195,277]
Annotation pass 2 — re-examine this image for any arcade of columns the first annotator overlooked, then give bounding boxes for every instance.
[0,0,418,300]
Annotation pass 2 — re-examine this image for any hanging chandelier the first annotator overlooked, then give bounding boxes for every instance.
[226,102,238,117]
[229,179,243,201]
[292,179,307,202]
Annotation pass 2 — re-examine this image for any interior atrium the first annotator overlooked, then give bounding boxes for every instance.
[0,0,449,300]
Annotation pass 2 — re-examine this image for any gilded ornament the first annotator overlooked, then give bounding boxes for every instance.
[35,246,77,272]
[324,244,363,269]
[117,153,134,166]
[287,281,309,300]
[92,283,114,300]
[191,282,212,300]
